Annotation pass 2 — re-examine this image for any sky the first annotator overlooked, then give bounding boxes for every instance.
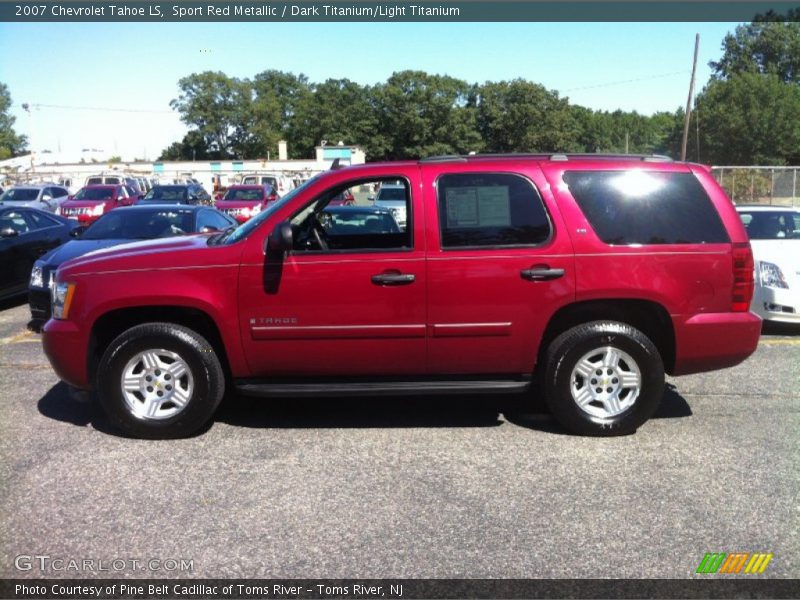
[0,21,740,161]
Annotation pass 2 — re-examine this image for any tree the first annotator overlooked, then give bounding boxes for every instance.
[374,70,482,159]
[0,83,27,159]
[251,70,312,158]
[710,17,800,83]
[693,72,800,164]
[477,79,579,153]
[170,71,256,159]
[290,78,387,159]
[158,131,212,161]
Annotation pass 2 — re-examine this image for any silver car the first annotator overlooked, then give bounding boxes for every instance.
[0,184,70,213]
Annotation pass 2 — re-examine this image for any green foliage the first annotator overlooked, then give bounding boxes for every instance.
[478,79,578,153]
[0,82,27,159]
[374,70,482,159]
[107,155,122,164]
[711,16,800,83]
[693,72,800,165]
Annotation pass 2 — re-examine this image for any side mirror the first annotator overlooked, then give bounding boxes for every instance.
[368,195,375,202]
[70,225,88,238]
[42,195,52,202]
[138,194,145,200]
[266,221,293,253]
[214,193,223,202]
[67,195,73,200]
[0,227,18,238]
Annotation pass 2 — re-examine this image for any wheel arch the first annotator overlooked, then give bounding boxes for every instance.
[88,305,234,386]
[537,299,676,374]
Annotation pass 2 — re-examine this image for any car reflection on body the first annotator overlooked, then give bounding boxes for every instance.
[28,204,237,330]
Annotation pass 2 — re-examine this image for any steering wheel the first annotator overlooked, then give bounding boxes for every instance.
[310,214,329,251]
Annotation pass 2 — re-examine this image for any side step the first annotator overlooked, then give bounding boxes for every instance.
[235,379,531,398]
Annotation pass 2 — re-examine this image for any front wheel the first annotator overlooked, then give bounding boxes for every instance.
[96,323,225,439]
[543,321,664,436]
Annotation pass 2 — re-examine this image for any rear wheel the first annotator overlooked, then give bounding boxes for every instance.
[96,323,225,439]
[543,321,664,436]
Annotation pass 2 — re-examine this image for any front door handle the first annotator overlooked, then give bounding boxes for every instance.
[520,266,565,282]
[371,272,416,286]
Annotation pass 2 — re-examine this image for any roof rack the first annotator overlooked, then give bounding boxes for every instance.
[420,153,674,163]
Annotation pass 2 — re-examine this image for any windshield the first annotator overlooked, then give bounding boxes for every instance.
[83,209,194,240]
[740,211,800,240]
[223,175,320,245]
[1,188,39,202]
[74,187,114,201]
[143,186,188,202]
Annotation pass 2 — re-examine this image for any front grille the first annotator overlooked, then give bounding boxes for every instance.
[28,289,52,320]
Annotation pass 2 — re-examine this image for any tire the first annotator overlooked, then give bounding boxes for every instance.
[96,323,225,439]
[543,321,664,436]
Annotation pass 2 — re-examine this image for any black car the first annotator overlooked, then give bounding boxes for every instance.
[28,204,237,328]
[0,207,77,302]
[137,184,211,206]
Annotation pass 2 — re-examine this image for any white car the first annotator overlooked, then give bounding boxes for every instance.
[0,184,70,213]
[737,205,800,324]
[372,182,408,229]
[240,173,295,197]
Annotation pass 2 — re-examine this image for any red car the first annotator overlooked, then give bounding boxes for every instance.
[214,184,278,223]
[57,185,138,224]
[42,154,760,439]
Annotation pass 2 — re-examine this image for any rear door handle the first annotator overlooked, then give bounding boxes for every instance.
[371,273,416,286]
[520,267,565,282]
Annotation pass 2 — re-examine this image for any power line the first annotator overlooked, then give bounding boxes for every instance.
[15,102,174,114]
[561,70,691,93]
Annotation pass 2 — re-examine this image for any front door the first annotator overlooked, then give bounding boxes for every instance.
[238,170,427,377]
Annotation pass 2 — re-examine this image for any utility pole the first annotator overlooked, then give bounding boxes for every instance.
[681,34,700,161]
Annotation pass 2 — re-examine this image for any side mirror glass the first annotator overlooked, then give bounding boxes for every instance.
[266,221,293,253]
[0,227,18,238]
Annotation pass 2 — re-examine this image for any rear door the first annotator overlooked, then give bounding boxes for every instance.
[422,162,575,376]
[237,167,427,377]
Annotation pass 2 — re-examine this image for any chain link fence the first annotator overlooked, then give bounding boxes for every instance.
[712,167,800,207]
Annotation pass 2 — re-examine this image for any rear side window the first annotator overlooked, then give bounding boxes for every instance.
[437,173,550,248]
[563,171,729,245]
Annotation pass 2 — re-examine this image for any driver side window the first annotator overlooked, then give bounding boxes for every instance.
[289,178,411,253]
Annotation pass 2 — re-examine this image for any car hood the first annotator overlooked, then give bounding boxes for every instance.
[750,239,800,270]
[38,238,135,270]
[216,200,262,209]
[1,200,40,208]
[57,234,220,277]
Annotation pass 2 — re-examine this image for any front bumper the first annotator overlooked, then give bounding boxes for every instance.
[751,285,800,324]
[42,318,91,389]
[672,311,762,375]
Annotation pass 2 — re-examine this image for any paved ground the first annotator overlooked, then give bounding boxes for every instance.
[0,299,797,579]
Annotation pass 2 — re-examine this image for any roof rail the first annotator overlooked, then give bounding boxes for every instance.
[421,153,674,163]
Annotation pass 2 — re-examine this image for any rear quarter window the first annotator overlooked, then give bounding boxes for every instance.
[563,171,729,245]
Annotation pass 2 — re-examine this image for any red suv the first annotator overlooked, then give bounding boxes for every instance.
[41,154,760,439]
[215,184,278,223]
[58,185,138,224]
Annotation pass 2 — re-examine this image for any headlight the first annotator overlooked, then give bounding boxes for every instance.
[30,265,44,288]
[759,261,789,289]
[91,204,105,216]
[51,281,76,320]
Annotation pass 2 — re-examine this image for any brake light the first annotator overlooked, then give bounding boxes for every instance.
[731,242,755,312]
[266,193,278,203]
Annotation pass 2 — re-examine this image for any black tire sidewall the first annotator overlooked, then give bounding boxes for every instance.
[546,323,664,436]
[97,326,222,439]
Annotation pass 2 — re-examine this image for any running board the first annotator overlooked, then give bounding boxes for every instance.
[235,379,531,398]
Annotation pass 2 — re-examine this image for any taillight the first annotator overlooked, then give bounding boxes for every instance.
[267,193,278,203]
[731,242,755,312]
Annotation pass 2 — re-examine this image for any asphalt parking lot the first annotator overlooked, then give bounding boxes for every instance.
[0,299,797,580]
